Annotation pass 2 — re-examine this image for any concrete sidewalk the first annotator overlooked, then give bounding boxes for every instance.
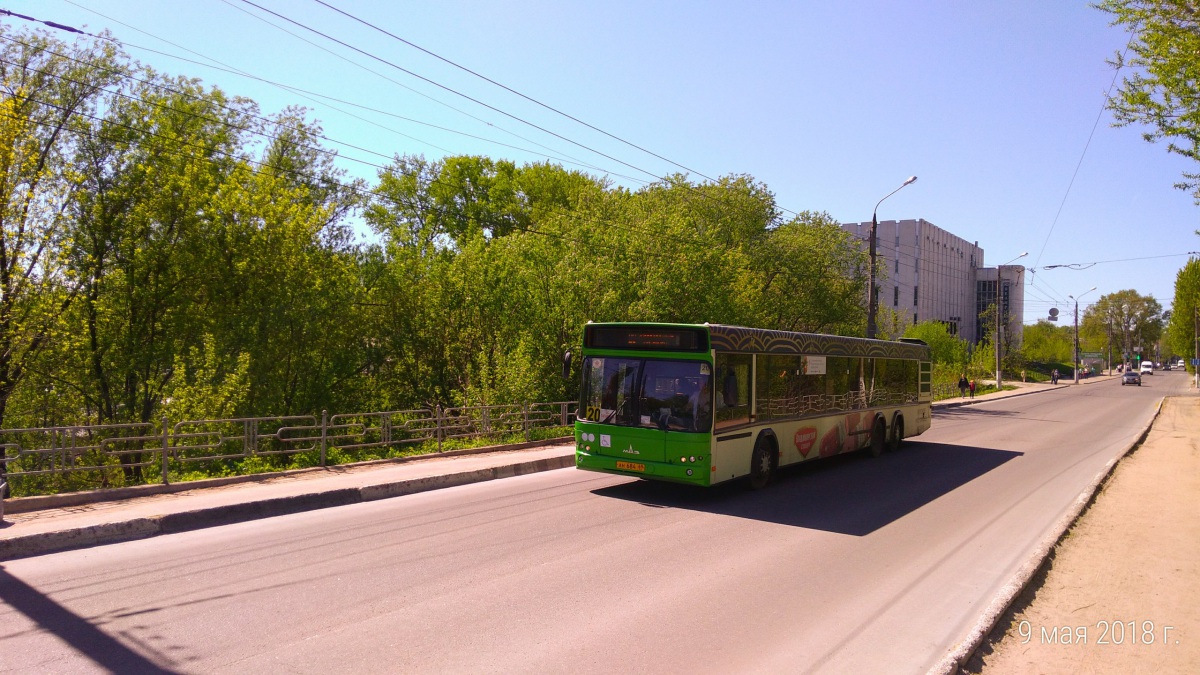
[0,374,1111,562]
[940,371,1116,409]
[967,395,1200,674]
[0,443,575,561]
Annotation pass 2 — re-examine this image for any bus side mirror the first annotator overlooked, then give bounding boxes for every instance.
[561,350,572,379]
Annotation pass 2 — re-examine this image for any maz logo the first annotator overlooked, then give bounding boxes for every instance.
[622,445,639,455]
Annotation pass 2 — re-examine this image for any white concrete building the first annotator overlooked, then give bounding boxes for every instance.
[841,218,1023,350]
[976,264,1026,352]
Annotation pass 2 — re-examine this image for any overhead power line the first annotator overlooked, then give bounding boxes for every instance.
[232,0,678,187]
[227,0,791,227]
[1031,31,1136,271]
[0,8,99,38]
[308,1,728,190]
[51,1,639,180]
[1038,251,1200,270]
[1,35,640,186]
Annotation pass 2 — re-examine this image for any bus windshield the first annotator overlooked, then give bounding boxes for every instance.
[580,357,713,432]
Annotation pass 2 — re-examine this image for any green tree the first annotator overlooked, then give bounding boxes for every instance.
[1082,289,1164,365]
[202,109,365,416]
[68,73,250,432]
[1022,320,1073,364]
[903,321,969,366]
[1166,257,1200,371]
[752,211,869,334]
[0,27,122,429]
[1097,0,1200,201]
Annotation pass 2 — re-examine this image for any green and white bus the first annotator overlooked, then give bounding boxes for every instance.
[573,322,931,488]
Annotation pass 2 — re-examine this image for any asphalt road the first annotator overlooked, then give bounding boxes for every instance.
[1,372,1190,674]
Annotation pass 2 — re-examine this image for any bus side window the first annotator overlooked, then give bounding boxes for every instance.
[715,353,751,428]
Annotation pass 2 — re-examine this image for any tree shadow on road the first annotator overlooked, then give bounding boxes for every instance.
[0,566,178,673]
[592,442,1021,536]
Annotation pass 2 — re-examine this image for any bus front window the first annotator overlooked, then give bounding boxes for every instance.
[581,357,641,424]
[639,360,712,432]
[579,357,712,432]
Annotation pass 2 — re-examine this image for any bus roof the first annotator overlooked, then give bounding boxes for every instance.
[582,322,930,360]
[706,324,929,360]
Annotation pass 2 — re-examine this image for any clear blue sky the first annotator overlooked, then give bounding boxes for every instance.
[6,0,1197,326]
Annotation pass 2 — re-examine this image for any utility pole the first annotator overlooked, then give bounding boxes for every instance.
[866,176,917,340]
[1107,316,1112,375]
[1069,286,1096,385]
[1074,301,1080,384]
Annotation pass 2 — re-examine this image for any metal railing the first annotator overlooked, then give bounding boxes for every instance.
[0,402,577,498]
[932,383,961,400]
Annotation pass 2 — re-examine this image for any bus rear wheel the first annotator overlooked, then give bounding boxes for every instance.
[889,416,904,452]
[748,437,773,490]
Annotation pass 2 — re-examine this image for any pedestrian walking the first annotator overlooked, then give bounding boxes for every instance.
[1051,368,1059,385]
[968,378,976,398]
[958,373,969,398]
[1021,369,1026,382]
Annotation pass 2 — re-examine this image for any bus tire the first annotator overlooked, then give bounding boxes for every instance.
[748,436,773,490]
[889,416,904,452]
[870,418,887,457]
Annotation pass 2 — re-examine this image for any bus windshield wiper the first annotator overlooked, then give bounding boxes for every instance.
[600,398,627,424]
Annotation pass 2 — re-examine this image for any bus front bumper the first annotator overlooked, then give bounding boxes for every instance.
[574,449,710,487]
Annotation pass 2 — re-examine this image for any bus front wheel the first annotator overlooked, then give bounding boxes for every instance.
[748,437,773,490]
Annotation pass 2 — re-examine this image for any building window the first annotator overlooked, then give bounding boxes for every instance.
[893,286,899,307]
[914,286,919,305]
[895,259,899,274]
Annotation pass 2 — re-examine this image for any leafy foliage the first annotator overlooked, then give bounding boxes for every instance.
[1166,257,1200,369]
[903,321,969,366]
[1081,289,1164,364]
[1098,0,1200,201]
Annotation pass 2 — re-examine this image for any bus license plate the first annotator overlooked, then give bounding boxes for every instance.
[616,461,645,472]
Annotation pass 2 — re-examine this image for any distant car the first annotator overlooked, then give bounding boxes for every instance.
[1122,370,1141,386]
[1140,362,1154,375]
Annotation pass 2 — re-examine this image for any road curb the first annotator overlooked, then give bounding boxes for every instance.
[0,454,576,562]
[928,395,1166,675]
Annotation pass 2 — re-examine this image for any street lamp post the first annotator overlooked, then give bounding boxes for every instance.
[1107,316,1112,375]
[866,176,917,339]
[1069,286,1097,384]
[995,252,1027,389]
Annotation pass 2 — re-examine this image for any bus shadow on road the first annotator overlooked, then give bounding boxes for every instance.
[934,406,1020,418]
[591,442,1021,536]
